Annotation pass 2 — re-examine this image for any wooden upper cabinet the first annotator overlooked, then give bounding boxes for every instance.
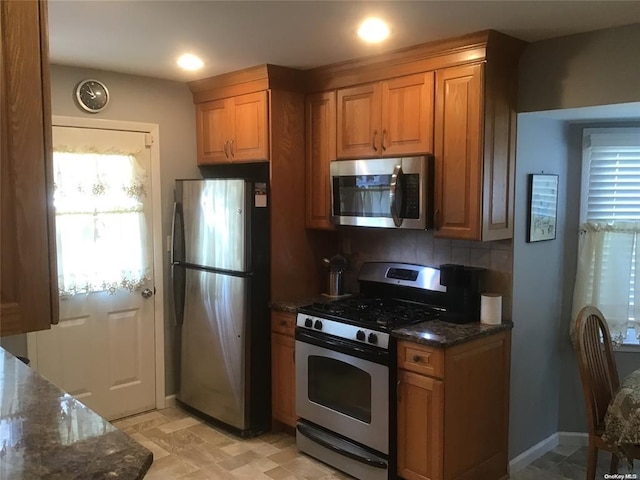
[196,99,229,164]
[434,60,517,241]
[1,0,58,336]
[337,72,434,159]
[337,83,381,158]
[305,91,336,230]
[230,91,269,162]
[434,64,483,240]
[196,91,268,165]
[381,73,434,157]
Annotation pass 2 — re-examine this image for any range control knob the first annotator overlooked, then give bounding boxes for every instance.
[368,333,378,344]
[304,318,313,328]
[314,320,323,330]
[356,330,366,341]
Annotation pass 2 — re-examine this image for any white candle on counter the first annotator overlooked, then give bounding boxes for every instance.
[480,293,502,325]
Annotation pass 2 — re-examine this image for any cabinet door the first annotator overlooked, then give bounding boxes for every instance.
[305,91,336,230]
[397,369,444,480]
[271,332,296,427]
[229,91,269,163]
[337,83,381,159]
[434,64,483,240]
[381,73,434,157]
[196,99,230,164]
[1,0,57,336]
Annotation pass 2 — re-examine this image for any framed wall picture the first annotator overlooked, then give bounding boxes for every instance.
[527,174,559,242]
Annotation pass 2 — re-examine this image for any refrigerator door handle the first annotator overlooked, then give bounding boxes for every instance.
[172,264,186,326]
[171,200,186,327]
[171,201,185,264]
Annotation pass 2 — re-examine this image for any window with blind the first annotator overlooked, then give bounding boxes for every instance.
[571,128,640,347]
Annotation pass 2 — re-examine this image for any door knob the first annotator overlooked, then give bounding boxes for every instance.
[141,288,154,299]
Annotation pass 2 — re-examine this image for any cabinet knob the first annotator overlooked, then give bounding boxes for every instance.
[412,355,422,363]
[372,130,378,152]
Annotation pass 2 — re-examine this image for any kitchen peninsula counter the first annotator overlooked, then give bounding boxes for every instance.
[0,347,153,480]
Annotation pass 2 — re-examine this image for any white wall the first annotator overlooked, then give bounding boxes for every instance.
[514,22,640,455]
[510,115,568,458]
[519,23,640,113]
[22,65,199,395]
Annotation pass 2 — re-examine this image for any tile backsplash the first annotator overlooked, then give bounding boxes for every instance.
[338,228,513,321]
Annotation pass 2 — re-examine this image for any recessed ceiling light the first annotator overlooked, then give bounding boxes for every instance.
[357,18,390,43]
[177,53,204,71]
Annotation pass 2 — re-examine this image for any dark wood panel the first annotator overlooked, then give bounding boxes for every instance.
[305,91,336,230]
[1,0,56,335]
[269,89,323,299]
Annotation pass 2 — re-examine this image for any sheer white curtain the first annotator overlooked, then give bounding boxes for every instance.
[53,147,150,298]
[571,223,640,345]
[571,129,640,346]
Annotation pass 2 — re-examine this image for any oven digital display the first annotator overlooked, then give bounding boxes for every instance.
[386,268,419,281]
[307,356,372,424]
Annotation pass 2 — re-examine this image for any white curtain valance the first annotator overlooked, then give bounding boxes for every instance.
[53,148,150,298]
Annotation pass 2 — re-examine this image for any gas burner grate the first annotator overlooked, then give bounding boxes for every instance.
[305,296,441,331]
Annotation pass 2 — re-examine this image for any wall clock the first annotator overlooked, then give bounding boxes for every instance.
[75,79,110,113]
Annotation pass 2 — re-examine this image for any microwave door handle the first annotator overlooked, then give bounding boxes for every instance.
[390,164,403,227]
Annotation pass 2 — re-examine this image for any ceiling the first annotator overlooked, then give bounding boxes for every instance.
[48,1,640,83]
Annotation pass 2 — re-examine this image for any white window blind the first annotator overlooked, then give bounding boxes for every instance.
[572,128,640,346]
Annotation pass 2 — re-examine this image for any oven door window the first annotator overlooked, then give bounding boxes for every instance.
[333,175,392,218]
[307,355,371,423]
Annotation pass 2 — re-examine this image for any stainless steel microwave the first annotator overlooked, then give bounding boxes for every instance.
[330,156,433,229]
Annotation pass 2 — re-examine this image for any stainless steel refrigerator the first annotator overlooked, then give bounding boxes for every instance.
[171,173,270,436]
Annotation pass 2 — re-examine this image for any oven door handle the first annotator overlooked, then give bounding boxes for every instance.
[297,423,387,469]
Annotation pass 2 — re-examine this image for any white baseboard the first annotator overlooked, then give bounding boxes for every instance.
[164,394,177,408]
[557,431,589,446]
[509,433,559,474]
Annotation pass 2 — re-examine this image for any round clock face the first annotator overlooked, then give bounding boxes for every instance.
[75,79,109,113]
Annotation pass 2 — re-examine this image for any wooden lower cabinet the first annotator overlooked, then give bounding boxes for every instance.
[397,370,444,480]
[271,311,296,427]
[397,331,511,480]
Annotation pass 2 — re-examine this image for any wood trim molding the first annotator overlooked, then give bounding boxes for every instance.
[189,64,306,103]
[187,29,526,103]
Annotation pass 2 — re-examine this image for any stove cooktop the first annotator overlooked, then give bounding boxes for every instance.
[299,296,442,332]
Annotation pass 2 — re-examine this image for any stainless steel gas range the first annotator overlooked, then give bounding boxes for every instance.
[295,262,447,480]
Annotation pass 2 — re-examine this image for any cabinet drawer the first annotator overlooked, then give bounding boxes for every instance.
[397,341,444,379]
[271,311,296,336]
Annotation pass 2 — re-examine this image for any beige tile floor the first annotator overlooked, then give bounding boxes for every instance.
[112,406,352,480]
[115,406,639,480]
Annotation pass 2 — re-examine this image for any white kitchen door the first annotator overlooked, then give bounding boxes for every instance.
[32,125,156,421]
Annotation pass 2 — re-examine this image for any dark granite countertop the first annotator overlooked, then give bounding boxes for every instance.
[0,347,153,479]
[270,294,352,314]
[392,319,513,347]
[271,296,512,347]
